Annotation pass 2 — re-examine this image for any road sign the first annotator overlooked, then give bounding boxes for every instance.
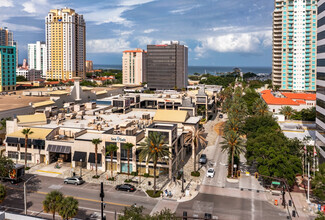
[272,181,281,185]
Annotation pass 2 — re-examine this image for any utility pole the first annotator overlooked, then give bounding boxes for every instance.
[24,175,36,215]
[307,162,310,203]
[282,185,286,208]
[100,182,105,220]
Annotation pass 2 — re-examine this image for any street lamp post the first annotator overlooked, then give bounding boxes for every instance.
[80,159,82,177]
[181,168,184,193]
[24,175,36,215]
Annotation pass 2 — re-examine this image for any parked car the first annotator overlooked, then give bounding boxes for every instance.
[115,184,136,192]
[64,176,85,185]
[206,168,215,178]
[219,114,223,118]
[199,154,207,164]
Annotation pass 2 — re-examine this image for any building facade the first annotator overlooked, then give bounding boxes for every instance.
[45,8,86,80]
[0,46,16,92]
[0,27,13,46]
[147,41,188,90]
[85,60,93,72]
[28,41,47,77]
[316,0,325,160]
[122,49,147,85]
[272,0,317,91]
[16,69,42,81]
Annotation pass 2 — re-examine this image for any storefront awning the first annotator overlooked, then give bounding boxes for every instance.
[19,138,31,145]
[88,153,102,164]
[5,137,18,144]
[73,151,87,162]
[47,145,71,154]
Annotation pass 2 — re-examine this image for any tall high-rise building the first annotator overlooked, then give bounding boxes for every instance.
[0,46,16,92]
[28,41,47,77]
[45,8,86,80]
[146,41,188,90]
[272,0,317,92]
[122,49,147,85]
[316,0,325,160]
[85,60,93,72]
[0,27,13,46]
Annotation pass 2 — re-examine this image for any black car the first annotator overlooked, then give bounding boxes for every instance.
[199,154,207,164]
[219,114,223,118]
[115,184,136,192]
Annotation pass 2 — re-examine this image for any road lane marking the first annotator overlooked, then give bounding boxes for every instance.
[36,170,62,174]
[6,186,130,207]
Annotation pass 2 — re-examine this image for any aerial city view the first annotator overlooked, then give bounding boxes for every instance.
[0,0,324,219]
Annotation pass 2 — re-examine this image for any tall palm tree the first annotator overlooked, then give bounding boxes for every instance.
[58,196,79,220]
[106,144,118,178]
[0,184,6,203]
[91,138,102,177]
[280,106,295,120]
[221,130,245,178]
[253,98,269,116]
[21,128,33,167]
[43,190,63,220]
[224,117,242,134]
[184,128,207,172]
[139,132,170,194]
[123,142,134,180]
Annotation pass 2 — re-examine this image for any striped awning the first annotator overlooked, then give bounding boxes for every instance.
[47,145,71,154]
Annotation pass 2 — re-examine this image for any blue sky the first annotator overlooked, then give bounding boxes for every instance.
[0,0,274,67]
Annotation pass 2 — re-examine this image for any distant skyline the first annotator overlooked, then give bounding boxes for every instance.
[0,0,273,66]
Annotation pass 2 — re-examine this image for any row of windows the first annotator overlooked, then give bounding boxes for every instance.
[317,98,325,110]
[7,151,32,161]
[317,85,325,96]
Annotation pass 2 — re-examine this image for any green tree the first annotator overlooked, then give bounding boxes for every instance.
[43,190,64,220]
[118,206,177,220]
[0,184,6,203]
[224,117,243,134]
[58,196,79,220]
[221,130,245,178]
[253,98,269,116]
[91,138,102,177]
[0,117,11,130]
[184,128,207,172]
[0,155,14,180]
[139,132,170,194]
[16,75,27,82]
[242,88,260,115]
[21,128,33,168]
[123,143,134,180]
[312,163,325,201]
[280,106,295,120]
[106,144,118,178]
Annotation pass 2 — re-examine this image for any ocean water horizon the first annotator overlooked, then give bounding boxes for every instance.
[93,64,271,75]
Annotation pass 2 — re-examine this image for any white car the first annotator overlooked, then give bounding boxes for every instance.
[206,168,215,178]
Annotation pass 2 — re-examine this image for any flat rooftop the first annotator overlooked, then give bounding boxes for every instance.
[0,95,49,112]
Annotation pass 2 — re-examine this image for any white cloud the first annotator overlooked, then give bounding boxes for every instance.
[170,5,200,15]
[119,0,156,6]
[87,38,131,53]
[22,0,60,15]
[143,29,157,34]
[85,7,133,26]
[136,36,154,47]
[195,30,271,56]
[0,0,13,7]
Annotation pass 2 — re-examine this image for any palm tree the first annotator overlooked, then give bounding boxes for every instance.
[221,130,245,178]
[123,142,134,180]
[253,98,269,116]
[91,138,102,177]
[224,117,242,134]
[43,190,63,220]
[0,184,6,203]
[0,117,11,131]
[184,128,207,172]
[139,132,170,194]
[106,144,118,178]
[58,196,79,220]
[21,128,33,167]
[280,106,295,120]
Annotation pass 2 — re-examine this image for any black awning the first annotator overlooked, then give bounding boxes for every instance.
[73,151,87,162]
[88,153,102,164]
[19,138,31,145]
[47,145,71,154]
[5,137,18,144]
[32,139,45,146]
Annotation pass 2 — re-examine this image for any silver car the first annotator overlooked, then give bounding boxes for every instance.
[64,176,85,185]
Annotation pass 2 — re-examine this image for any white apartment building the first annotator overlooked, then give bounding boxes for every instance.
[122,49,147,85]
[28,41,47,77]
[272,0,317,91]
[45,8,86,80]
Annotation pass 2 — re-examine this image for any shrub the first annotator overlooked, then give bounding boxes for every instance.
[124,179,132,183]
[131,171,138,176]
[92,175,100,179]
[146,190,162,198]
[25,167,30,170]
[191,171,200,177]
[143,173,150,178]
[108,177,115,181]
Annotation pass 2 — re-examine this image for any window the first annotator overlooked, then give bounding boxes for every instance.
[20,152,32,161]
[8,151,18,159]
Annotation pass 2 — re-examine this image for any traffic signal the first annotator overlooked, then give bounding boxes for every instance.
[255,172,259,179]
